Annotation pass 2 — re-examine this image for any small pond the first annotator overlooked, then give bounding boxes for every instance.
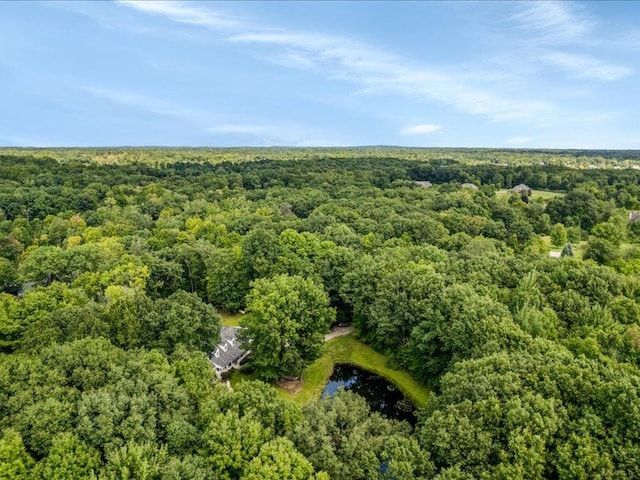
[322,364,416,424]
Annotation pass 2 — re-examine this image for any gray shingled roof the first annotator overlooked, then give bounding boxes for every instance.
[629,211,640,222]
[512,184,531,193]
[414,181,433,187]
[210,326,248,368]
[461,183,478,190]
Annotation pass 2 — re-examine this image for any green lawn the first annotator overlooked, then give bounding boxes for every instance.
[231,335,430,408]
[496,189,565,200]
[220,311,244,327]
[543,236,639,260]
[542,235,588,259]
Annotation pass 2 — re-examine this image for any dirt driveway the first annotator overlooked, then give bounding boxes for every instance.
[324,326,355,341]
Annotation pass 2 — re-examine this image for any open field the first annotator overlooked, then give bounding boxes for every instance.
[543,235,640,260]
[542,235,588,259]
[231,334,430,408]
[496,189,565,200]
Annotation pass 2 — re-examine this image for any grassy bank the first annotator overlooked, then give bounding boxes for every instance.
[231,334,430,409]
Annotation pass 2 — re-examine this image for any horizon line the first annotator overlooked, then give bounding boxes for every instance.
[1,145,639,152]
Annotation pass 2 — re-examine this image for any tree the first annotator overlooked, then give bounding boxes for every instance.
[0,294,20,352]
[0,235,23,262]
[0,258,16,292]
[32,433,100,480]
[289,391,427,480]
[550,223,567,246]
[561,243,574,257]
[200,410,271,479]
[369,261,445,355]
[18,246,66,285]
[241,275,335,380]
[206,246,250,311]
[583,238,618,265]
[591,222,622,245]
[103,285,154,350]
[241,438,316,480]
[0,429,34,479]
[241,227,280,280]
[101,441,167,480]
[143,290,221,354]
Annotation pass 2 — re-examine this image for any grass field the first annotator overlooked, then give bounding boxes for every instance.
[220,311,244,327]
[496,189,565,200]
[543,235,639,260]
[230,334,430,408]
[542,235,588,258]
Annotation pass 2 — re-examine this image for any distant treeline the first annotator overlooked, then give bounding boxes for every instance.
[1,146,639,166]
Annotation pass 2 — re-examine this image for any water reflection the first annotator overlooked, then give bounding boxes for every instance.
[322,364,416,424]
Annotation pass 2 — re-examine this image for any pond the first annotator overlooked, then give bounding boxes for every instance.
[322,364,416,424]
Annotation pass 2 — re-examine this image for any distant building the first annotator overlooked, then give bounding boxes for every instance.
[629,211,640,222]
[17,281,37,298]
[209,327,250,379]
[512,184,532,196]
[461,183,479,190]
[414,180,433,187]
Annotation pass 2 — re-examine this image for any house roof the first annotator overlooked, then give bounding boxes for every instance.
[414,180,433,187]
[512,183,531,192]
[461,183,478,190]
[629,211,640,222]
[210,326,248,368]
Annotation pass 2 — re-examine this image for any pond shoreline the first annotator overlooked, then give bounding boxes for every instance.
[277,335,430,408]
[230,334,430,408]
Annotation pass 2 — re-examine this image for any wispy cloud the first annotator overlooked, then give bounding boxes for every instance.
[116,0,241,30]
[506,136,533,145]
[119,2,550,123]
[233,31,549,121]
[205,122,336,146]
[541,52,632,81]
[81,85,209,122]
[510,2,594,43]
[400,124,442,135]
[622,30,640,51]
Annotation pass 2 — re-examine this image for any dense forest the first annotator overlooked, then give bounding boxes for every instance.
[1,149,640,479]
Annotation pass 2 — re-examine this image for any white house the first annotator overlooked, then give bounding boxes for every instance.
[209,326,251,379]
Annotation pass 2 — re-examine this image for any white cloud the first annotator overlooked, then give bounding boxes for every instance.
[541,52,632,81]
[81,85,209,122]
[79,88,334,146]
[116,0,241,30]
[505,136,533,145]
[511,2,594,43]
[400,124,442,135]
[233,31,549,121]
[119,1,551,123]
[205,122,338,146]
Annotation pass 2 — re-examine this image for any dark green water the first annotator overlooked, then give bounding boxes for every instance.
[322,364,416,424]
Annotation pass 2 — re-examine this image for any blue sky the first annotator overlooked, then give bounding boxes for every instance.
[1,1,639,148]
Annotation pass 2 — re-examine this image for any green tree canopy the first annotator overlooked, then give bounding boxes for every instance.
[241,274,335,380]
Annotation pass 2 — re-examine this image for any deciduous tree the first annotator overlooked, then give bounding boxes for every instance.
[241,275,334,380]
